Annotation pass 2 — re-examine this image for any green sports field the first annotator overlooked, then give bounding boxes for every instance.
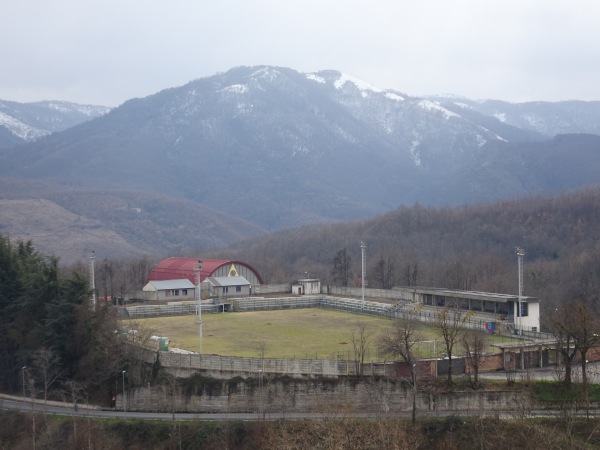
[131,308,509,361]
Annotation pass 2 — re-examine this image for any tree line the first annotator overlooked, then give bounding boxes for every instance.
[217,187,600,308]
[58,187,600,341]
[0,235,142,404]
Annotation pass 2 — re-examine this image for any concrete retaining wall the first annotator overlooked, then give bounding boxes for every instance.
[118,378,526,414]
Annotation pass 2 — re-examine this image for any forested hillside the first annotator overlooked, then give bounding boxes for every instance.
[215,188,600,310]
[2,66,600,255]
[8,188,599,331]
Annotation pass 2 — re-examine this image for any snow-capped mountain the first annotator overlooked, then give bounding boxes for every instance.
[430,96,600,137]
[1,65,599,262]
[0,100,110,148]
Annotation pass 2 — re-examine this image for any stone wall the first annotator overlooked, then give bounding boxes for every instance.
[118,377,525,415]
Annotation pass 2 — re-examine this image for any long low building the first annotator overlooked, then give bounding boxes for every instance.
[141,279,196,301]
[395,287,540,332]
[202,276,252,297]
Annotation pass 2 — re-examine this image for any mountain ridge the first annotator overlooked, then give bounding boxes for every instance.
[1,65,599,263]
[0,99,110,148]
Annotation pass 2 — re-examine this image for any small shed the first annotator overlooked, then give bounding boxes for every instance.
[202,276,252,298]
[292,279,321,295]
[141,279,196,301]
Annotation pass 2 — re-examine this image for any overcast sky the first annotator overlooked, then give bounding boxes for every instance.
[2,1,599,107]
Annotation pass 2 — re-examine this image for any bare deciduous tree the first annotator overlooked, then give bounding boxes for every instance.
[332,248,352,287]
[461,330,487,389]
[350,321,373,377]
[378,315,422,367]
[32,348,64,423]
[546,303,579,386]
[378,314,422,424]
[570,297,600,387]
[63,379,87,443]
[438,305,464,387]
[124,319,158,387]
[372,253,395,289]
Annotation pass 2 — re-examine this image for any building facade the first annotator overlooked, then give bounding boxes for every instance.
[141,279,196,301]
[148,257,264,286]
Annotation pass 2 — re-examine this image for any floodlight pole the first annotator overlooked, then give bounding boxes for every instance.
[196,260,203,354]
[516,247,525,336]
[361,242,367,309]
[89,250,96,310]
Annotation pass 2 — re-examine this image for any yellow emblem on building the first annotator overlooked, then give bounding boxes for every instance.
[228,264,239,277]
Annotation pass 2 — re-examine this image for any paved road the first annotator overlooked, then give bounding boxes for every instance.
[3,393,599,422]
[0,394,390,420]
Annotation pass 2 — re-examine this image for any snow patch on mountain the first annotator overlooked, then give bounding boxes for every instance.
[522,113,544,128]
[292,144,310,157]
[222,84,249,95]
[333,124,357,143]
[42,101,110,117]
[235,102,253,116]
[305,73,326,84]
[453,102,470,109]
[251,66,281,82]
[494,112,507,123]
[417,100,460,120]
[334,73,384,94]
[385,92,405,101]
[476,124,508,143]
[410,133,422,166]
[0,111,48,140]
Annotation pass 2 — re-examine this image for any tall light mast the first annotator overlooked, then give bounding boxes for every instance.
[195,259,203,353]
[89,250,96,310]
[516,247,525,336]
[361,242,367,309]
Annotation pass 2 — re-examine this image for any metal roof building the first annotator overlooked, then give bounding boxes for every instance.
[148,257,264,286]
[142,279,196,291]
[141,278,196,301]
[397,286,540,332]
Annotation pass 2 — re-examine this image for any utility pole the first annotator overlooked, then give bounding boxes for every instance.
[122,370,126,413]
[196,260,203,353]
[412,363,417,425]
[22,366,26,398]
[361,242,367,309]
[89,251,96,310]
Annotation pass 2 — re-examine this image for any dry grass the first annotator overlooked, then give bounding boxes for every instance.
[131,308,515,360]
[133,309,404,359]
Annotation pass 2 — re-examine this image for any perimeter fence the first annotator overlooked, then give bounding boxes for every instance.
[123,295,528,336]
[121,294,552,378]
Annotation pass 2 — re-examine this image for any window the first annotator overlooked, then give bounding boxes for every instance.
[182,289,188,295]
[236,286,242,292]
[517,302,528,317]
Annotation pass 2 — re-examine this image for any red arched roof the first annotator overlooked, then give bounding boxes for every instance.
[148,257,264,284]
